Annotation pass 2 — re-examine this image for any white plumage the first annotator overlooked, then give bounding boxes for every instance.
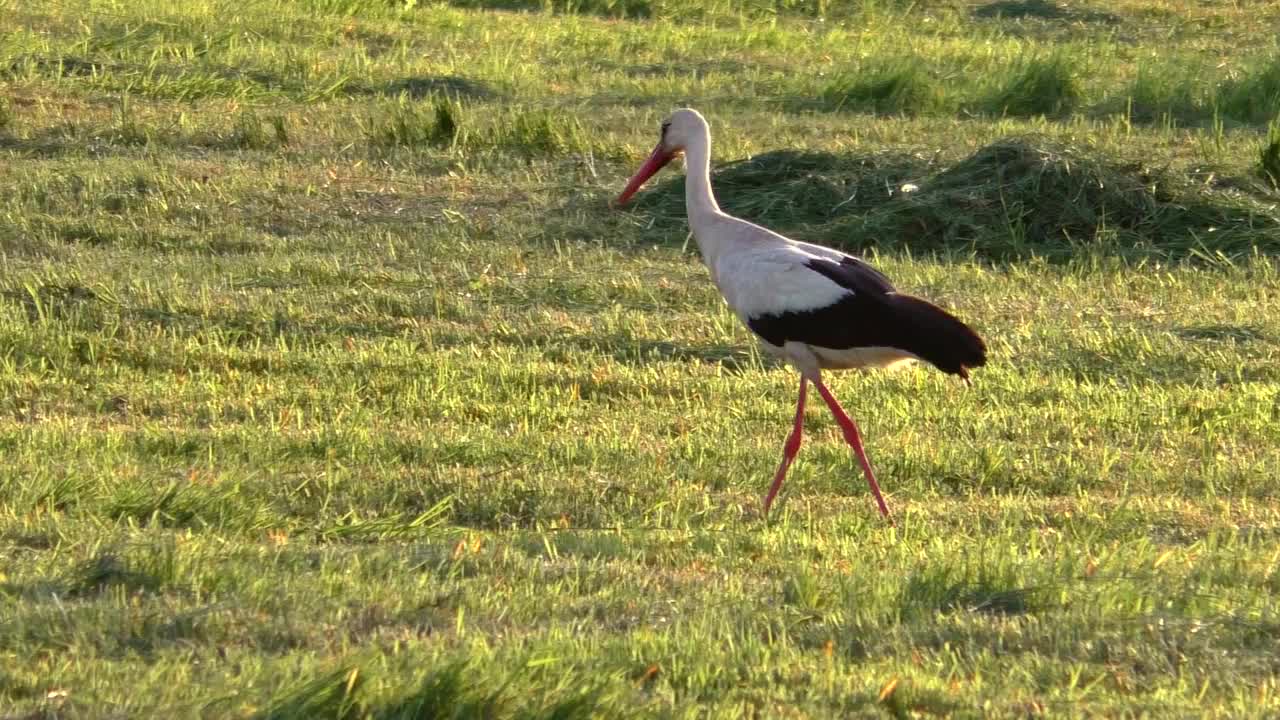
[714,247,850,320]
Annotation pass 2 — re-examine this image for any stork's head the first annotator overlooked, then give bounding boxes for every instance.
[615,108,708,206]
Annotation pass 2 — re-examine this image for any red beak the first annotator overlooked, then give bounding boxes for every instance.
[615,143,676,206]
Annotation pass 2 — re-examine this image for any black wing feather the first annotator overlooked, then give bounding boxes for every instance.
[807,255,897,295]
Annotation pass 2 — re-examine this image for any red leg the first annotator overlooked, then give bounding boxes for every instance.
[763,377,807,515]
[812,378,893,522]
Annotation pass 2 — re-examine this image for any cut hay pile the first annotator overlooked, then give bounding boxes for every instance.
[629,138,1280,261]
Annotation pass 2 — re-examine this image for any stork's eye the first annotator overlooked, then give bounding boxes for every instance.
[660,121,671,136]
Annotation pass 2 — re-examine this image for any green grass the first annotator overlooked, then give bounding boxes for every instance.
[1262,121,1280,190]
[3,0,1280,717]
[1218,55,1280,126]
[985,53,1081,118]
[816,57,942,116]
[1125,64,1203,126]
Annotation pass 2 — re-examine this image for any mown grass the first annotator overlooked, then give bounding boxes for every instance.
[817,58,940,116]
[986,53,1080,118]
[3,0,1280,717]
[1263,122,1280,190]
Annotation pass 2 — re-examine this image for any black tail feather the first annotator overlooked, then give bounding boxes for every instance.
[881,294,987,378]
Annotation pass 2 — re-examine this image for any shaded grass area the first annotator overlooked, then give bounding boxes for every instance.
[816,58,941,116]
[1218,56,1280,126]
[986,53,1081,118]
[1262,123,1280,189]
[255,661,603,720]
[360,97,611,160]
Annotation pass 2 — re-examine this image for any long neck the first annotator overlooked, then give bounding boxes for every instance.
[682,129,721,226]
[682,128,727,263]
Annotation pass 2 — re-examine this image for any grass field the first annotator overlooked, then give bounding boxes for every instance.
[3,0,1280,716]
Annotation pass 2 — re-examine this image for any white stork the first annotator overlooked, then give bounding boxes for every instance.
[614,108,987,522]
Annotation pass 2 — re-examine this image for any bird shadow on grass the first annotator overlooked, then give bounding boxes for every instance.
[1175,324,1269,344]
[0,123,108,158]
[620,138,1280,265]
[438,0,656,19]
[595,58,763,79]
[253,658,602,720]
[537,335,771,374]
[973,0,1118,23]
[969,0,1122,45]
[429,327,774,374]
[351,75,499,100]
[898,566,1041,621]
[4,54,109,78]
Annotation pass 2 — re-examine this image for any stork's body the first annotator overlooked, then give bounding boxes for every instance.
[616,109,987,520]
